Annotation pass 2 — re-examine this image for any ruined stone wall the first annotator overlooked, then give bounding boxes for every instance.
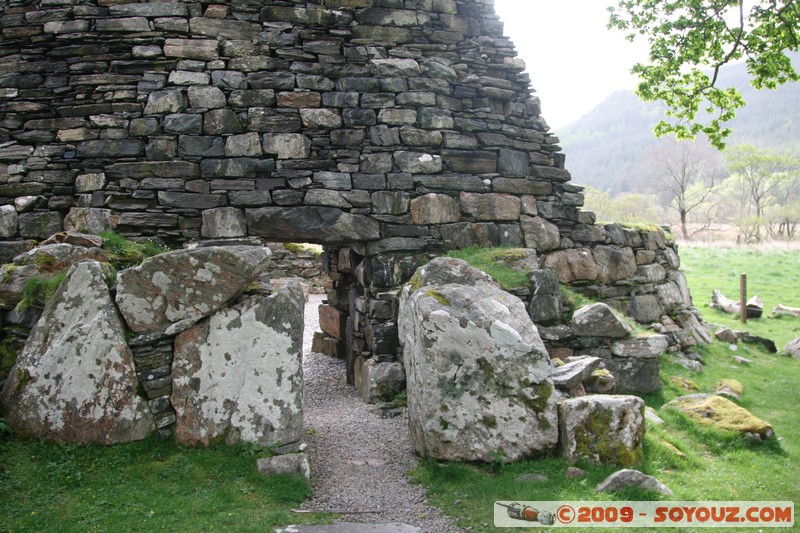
[0,0,707,399]
[0,0,579,257]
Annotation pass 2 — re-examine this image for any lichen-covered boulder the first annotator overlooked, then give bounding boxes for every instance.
[0,261,154,444]
[398,257,558,462]
[559,394,645,466]
[115,245,271,333]
[665,394,774,440]
[571,303,632,338]
[172,281,304,447]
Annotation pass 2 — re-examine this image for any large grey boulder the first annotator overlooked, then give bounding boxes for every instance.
[0,262,154,444]
[172,281,304,447]
[398,258,558,462]
[115,246,271,333]
[559,395,645,466]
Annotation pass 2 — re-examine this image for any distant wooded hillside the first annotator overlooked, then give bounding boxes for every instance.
[558,59,800,195]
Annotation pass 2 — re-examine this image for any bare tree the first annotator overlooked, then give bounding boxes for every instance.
[650,138,727,239]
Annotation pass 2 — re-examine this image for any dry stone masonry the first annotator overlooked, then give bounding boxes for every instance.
[0,0,712,461]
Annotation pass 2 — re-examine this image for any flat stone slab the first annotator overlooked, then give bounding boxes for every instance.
[276,525,420,533]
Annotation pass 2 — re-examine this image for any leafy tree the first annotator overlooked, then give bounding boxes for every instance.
[648,138,727,239]
[724,144,799,240]
[609,0,800,149]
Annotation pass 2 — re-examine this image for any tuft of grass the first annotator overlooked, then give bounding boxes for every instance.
[284,242,322,257]
[99,231,169,269]
[18,270,69,310]
[0,435,333,531]
[446,246,529,290]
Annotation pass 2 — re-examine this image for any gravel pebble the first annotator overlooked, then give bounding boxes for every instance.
[301,294,461,532]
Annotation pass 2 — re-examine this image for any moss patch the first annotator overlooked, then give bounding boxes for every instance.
[446,246,529,290]
[19,269,68,310]
[666,395,773,438]
[521,382,553,413]
[425,289,450,306]
[573,406,644,466]
[99,231,169,269]
[715,379,744,397]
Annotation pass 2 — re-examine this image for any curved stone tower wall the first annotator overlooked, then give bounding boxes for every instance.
[0,0,705,395]
[0,0,581,252]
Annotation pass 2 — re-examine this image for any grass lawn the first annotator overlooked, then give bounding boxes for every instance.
[678,244,800,348]
[0,436,333,532]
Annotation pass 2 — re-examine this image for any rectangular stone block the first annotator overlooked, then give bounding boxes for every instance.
[319,304,348,339]
[442,150,497,174]
[164,39,219,61]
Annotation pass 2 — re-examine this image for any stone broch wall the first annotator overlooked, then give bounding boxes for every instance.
[0,1,707,402]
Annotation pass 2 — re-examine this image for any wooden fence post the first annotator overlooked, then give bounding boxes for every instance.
[740,273,747,324]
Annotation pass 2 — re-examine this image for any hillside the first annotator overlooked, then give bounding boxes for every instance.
[558,59,800,194]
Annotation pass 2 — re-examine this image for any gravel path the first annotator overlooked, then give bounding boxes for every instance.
[301,294,461,532]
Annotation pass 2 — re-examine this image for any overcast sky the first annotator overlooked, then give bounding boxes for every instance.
[494,0,649,132]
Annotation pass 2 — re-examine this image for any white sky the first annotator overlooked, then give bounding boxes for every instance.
[494,0,650,131]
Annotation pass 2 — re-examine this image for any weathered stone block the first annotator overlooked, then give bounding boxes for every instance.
[355,356,406,404]
[201,207,247,239]
[442,150,497,173]
[394,151,442,173]
[188,85,226,109]
[204,109,243,134]
[410,193,461,224]
[528,268,562,323]
[173,282,304,447]
[559,395,644,466]
[18,212,63,239]
[247,207,380,244]
[521,216,560,252]
[116,246,272,333]
[460,192,520,221]
[544,249,598,284]
[0,205,18,238]
[144,89,185,115]
[593,245,637,284]
[164,39,219,61]
[262,133,311,159]
[319,304,347,339]
[572,303,632,338]
[498,148,530,177]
